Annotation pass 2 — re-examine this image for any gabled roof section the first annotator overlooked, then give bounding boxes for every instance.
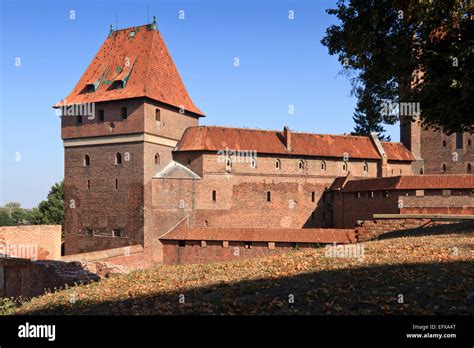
[153,161,201,179]
[55,23,204,116]
[174,126,414,161]
[341,174,474,192]
[381,142,415,161]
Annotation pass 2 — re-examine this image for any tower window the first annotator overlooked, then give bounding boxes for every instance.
[442,140,447,147]
[468,163,472,173]
[115,178,118,190]
[226,157,232,171]
[456,132,463,149]
[98,109,104,122]
[442,163,447,172]
[275,159,281,170]
[120,107,128,120]
[212,190,217,202]
[84,154,90,166]
[155,109,161,125]
[154,153,160,165]
[112,229,121,238]
[311,191,315,202]
[115,153,122,165]
[87,179,91,190]
[86,228,94,237]
[76,115,82,125]
[266,191,271,202]
[321,161,326,171]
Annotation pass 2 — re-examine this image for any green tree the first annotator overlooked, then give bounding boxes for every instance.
[322,0,473,136]
[37,181,64,226]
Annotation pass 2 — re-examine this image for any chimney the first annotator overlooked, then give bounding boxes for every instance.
[283,126,292,152]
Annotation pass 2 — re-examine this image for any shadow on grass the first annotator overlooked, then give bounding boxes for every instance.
[377,221,474,240]
[18,259,474,315]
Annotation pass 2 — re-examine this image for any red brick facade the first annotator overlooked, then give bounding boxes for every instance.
[56,21,472,267]
[0,225,61,260]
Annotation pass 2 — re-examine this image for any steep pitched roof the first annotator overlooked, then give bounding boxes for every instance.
[341,174,474,192]
[56,23,204,116]
[174,126,414,161]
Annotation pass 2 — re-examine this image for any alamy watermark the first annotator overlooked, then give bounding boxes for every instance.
[217,147,257,164]
[324,242,365,262]
[381,101,421,117]
[55,99,96,120]
[0,241,38,260]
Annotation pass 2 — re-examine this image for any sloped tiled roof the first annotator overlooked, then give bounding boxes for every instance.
[341,174,474,192]
[56,24,204,116]
[175,126,414,161]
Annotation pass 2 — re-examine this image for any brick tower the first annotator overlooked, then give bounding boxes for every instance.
[56,19,204,258]
[400,118,473,174]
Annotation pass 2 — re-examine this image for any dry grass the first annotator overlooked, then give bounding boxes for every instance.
[13,227,474,315]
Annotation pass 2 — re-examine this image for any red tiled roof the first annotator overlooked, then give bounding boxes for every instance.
[160,227,356,244]
[381,142,415,161]
[56,24,204,116]
[175,126,414,161]
[341,174,474,192]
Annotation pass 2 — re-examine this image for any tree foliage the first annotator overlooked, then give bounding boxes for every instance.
[0,181,64,226]
[322,0,473,136]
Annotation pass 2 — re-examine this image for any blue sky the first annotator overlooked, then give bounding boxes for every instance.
[0,0,400,208]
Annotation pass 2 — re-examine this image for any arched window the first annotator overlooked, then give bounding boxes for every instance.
[442,163,447,172]
[298,160,305,171]
[363,161,368,173]
[226,157,232,171]
[320,161,326,172]
[443,140,447,147]
[420,167,424,175]
[154,153,160,165]
[342,161,348,172]
[84,154,90,167]
[250,158,257,169]
[468,163,472,173]
[115,152,122,165]
[275,159,281,170]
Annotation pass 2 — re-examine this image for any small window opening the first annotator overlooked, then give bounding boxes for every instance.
[275,159,281,170]
[76,115,82,125]
[178,240,186,247]
[311,192,315,202]
[84,154,90,166]
[86,228,93,237]
[267,191,271,202]
[113,229,121,238]
[120,107,128,120]
[98,109,104,122]
[154,153,160,165]
[87,179,91,190]
[212,190,217,202]
[116,152,122,165]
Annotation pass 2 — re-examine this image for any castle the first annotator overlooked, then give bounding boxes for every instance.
[56,20,473,265]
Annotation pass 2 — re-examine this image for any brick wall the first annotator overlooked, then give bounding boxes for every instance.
[355,218,461,241]
[62,245,145,269]
[0,225,61,260]
[161,240,316,265]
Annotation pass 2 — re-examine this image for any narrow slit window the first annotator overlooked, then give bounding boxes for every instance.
[154,153,160,165]
[84,154,90,166]
[212,190,217,202]
[98,109,104,122]
[115,153,122,165]
[456,132,463,149]
[275,159,281,170]
[87,179,91,190]
[120,107,128,120]
[115,178,118,190]
[311,191,315,202]
[155,109,161,125]
[267,191,271,202]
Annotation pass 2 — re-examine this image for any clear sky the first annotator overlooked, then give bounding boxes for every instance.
[0,0,400,208]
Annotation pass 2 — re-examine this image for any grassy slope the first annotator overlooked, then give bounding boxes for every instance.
[13,228,474,315]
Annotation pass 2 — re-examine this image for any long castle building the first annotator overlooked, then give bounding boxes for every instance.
[56,20,473,265]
